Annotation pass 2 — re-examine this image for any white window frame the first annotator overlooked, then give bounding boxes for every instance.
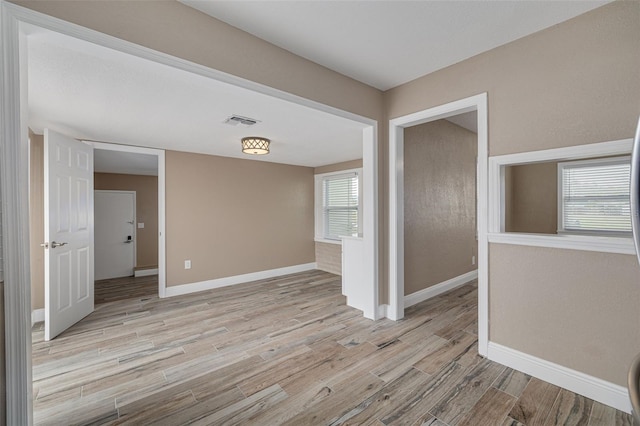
[488,138,635,255]
[314,168,363,244]
[557,156,632,236]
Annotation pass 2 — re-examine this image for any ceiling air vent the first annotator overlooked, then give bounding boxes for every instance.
[224,115,260,127]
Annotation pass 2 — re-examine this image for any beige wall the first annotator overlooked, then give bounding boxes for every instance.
[385,3,639,155]
[404,120,477,295]
[314,159,364,275]
[94,173,159,269]
[386,1,640,386]
[29,146,312,302]
[314,159,363,175]
[490,243,640,385]
[166,151,315,286]
[505,162,558,234]
[29,132,45,310]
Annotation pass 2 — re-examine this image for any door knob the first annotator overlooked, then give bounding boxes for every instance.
[42,241,68,249]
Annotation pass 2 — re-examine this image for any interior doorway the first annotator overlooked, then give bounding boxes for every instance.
[27,133,166,336]
[388,93,489,356]
[91,142,166,296]
[402,114,478,307]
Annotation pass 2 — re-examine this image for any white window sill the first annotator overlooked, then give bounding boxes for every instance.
[487,232,635,255]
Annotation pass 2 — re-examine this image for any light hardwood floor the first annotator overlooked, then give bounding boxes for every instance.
[32,270,632,425]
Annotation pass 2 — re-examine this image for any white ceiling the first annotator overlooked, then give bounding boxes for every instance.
[446,112,477,134]
[27,29,366,168]
[181,0,610,90]
[94,150,158,176]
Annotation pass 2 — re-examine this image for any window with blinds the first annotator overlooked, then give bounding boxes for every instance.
[558,156,631,235]
[323,172,360,240]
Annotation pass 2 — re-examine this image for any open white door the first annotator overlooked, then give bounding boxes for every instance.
[44,129,95,341]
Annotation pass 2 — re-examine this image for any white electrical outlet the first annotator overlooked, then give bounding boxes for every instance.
[184,260,191,269]
[138,222,145,229]
[472,255,476,265]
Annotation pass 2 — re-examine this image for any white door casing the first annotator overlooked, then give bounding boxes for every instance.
[44,129,95,341]
[94,190,135,280]
[388,93,488,356]
[89,141,166,297]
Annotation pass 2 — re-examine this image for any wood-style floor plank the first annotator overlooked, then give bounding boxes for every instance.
[328,367,432,425]
[428,357,506,425]
[503,417,526,426]
[543,388,593,426]
[492,367,532,398]
[508,377,562,425]
[457,387,517,426]
[588,401,634,426]
[379,360,468,425]
[31,272,632,425]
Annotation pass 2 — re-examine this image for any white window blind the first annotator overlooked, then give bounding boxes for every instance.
[323,173,359,240]
[558,156,631,234]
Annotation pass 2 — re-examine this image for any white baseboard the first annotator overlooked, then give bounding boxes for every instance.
[404,270,478,309]
[487,342,631,414]
[134,268,159,277]
[31,308,44,326]
[165,262,318,297]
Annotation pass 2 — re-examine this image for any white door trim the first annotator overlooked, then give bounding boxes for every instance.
[90,142,166,297]
[94,190,137,280]
[0,2,379,421]
[388,93,489,358]
[0,4,33,422]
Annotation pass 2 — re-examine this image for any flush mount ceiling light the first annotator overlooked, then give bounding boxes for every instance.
[241,136,270,155]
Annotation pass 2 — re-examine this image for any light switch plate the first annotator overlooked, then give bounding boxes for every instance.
[184,260,191,269]
[138,222,145,229]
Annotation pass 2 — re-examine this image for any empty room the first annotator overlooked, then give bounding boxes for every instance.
[1,1,639,425]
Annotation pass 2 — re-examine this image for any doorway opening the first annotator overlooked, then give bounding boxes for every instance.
[93,145,163,305]
[402,114,478,306]
[90,142,166,298]
[28,138,166,331]
[388,93,488,356]
[2,5,378,420]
